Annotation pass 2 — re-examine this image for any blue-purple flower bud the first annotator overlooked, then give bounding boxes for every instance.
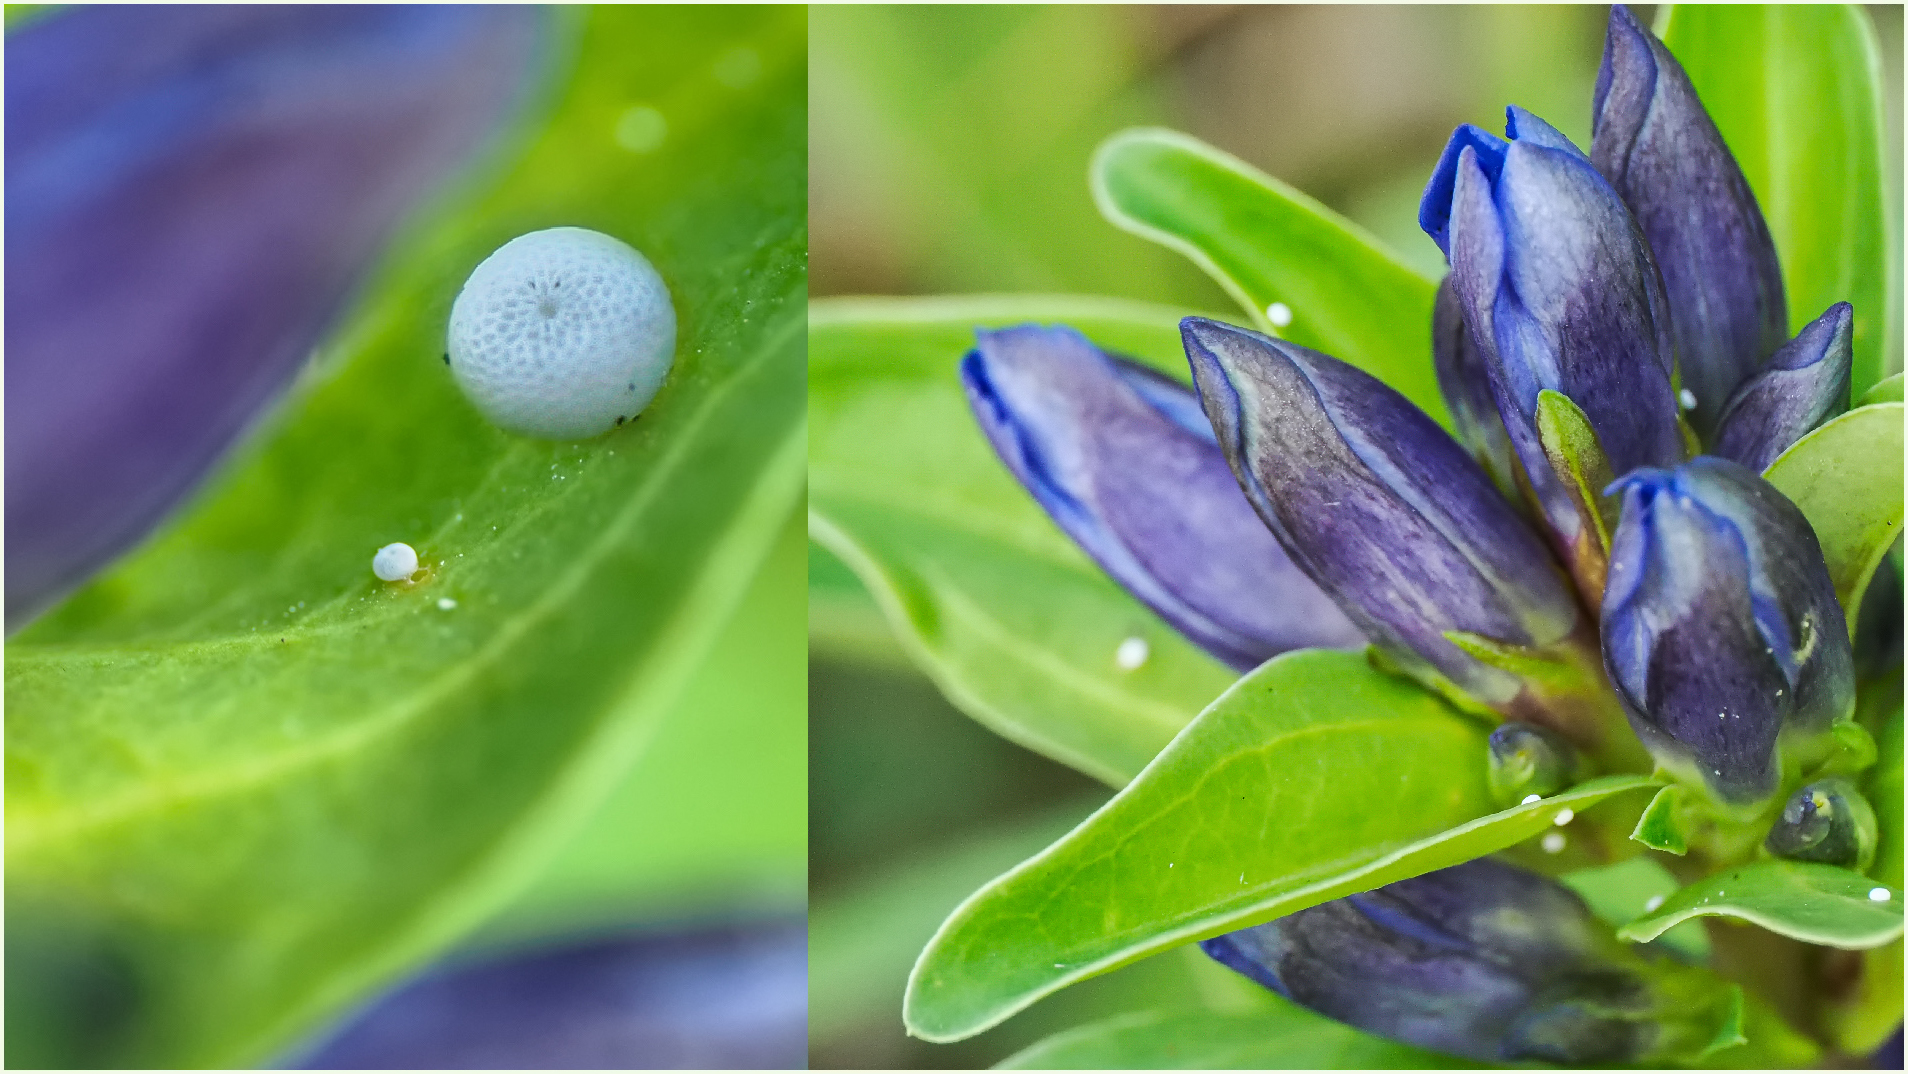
[1764,777,1878,872]
[1180,316,1579,712]
[1433,274,1519,500]
[1603,458,1854,806]
[1422,107,1684,548]
[961,324,1362,671]
[1592,4,1788,440]
[1713,303,1854,472]
[1201,857,1726,1065]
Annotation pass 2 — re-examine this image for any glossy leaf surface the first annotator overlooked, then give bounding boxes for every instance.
[1618,861,1904,949]
[1091,128,1448,427]
[1762,402,1905,620]
[809,294,1238,786]
[4,8,806,1066]
[1657,4,1900,399]
[904,648,1657,1042]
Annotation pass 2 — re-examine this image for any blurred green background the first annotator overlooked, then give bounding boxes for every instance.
[807,5,1904,1068]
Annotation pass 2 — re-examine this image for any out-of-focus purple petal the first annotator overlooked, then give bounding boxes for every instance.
[1592,4,1788,439]
[1202,858,1675,1065]
[1433,274,1518,499]
[289,920,807,1069]
[5,6,546,626]
[1181,316,1578,709]
[1603,457,1853,805]
[1427,108,1683,550]
[961,325,1363,671]
[1713,303,1854,472]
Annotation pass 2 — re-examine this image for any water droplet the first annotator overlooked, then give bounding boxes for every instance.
[1115,636,1149,670]
[1521,793,1542,805]
[1643,894,1665,912]
[1266,302,1293,328]
[1553,808,1574,826]
[1871,887,1892,902]
[1679,388,1698,410]
[438,598,457,611]
[1541,832,1566,854]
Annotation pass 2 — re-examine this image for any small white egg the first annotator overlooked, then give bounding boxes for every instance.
[373,542,419,582]
[447,227,676,440]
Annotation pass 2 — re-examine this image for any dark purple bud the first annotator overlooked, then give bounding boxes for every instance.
[1593,4,1788,439]
[1181,316,1578,710]
[1202,858,1710,1065]
[1712,303,1854,472]
[1423,107,1683,547]
[5,6,545,626]
[1433,275,1519,500]
[1603,458,1854,805]
[1763,777,1878,872]
[960,325,1362,671]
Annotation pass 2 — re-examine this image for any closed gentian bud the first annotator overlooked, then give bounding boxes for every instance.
[1433,275,1519,501]
[1592,4,1788,440]
[1422,107,1683,553]
[961,324,1362,671]
[1487,721,1583,807]
[1180,317,1579,715]
[1712,303,1854,472]
[1201,857,1736,1065]
[1603,457,1854,807]
[1765,777,1878,872]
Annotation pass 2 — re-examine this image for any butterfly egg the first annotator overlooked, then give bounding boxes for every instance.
[372,542,419,582]
[446,227,676,439]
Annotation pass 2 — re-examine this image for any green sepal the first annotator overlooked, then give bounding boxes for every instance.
[1444,629,1650,773]
[1805,719,1880,780]
[1697,987,1748,1060]
[1364,644,1497,722]
[1535,389,1618,606]
[1633,785,1691,855]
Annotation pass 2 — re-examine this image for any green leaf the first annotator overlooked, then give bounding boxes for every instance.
[3,8,806,1067]
[1090,128,1447,426]
[1561,857,1713,963]
[903,649,1658,1043]
[1658,4,1901,399]
[996,1006,1466,1070]
[1534,389,1618,557]
[1632,785,1692,855]
[1859,372,1905,407]
[1762,402,1904,621]
[809,294,1239,786]
[1825,694,1904,1054]
[1617,861,1905,949]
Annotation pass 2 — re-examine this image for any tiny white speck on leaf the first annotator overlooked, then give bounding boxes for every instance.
[1266,302,1293,328]
[1521,793,1542,805]
[438,598,458,611]
[1115,636,1149,670]
[1541,832,1566,854]
[373,542,419,582]
[1643,894,1665,912]
[1871,887,1892,902]
[1553,808,1574,826]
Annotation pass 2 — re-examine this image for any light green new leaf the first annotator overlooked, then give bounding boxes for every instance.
[1658,4,1901,398]
[4,8,806,1068]
[1859,372,1904,407]
[1618,861,1904,950]
[1090,128,1447,427]
[1762,402,1904,621]
[809,294,1238,786]
[997,1006,1466,1070]
[903,648,1658,1043]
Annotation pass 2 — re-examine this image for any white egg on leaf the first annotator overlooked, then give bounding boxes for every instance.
[446,226,676,439]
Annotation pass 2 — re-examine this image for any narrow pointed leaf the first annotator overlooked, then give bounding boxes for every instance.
[3,9,806,1067]
[1762,402,1905,619]
[1091,128,1448,427]
[1617,861,1903,949]
[1657,4,1900,399]
[810,295,1239,786]
[902,648,1656,1043]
